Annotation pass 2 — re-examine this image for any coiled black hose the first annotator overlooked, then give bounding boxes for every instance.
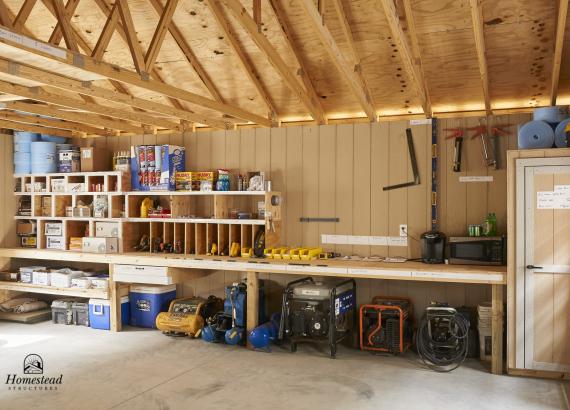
[416,309,470,372]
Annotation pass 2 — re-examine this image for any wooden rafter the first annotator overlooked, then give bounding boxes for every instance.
[550,0,569,106]
[0,58,231,129]
[13,0,37,30]
[330,0,376,112]
[253,0,261,30]
[298,0,376,121]
[1,100,143,133]
[468,0,491,115]
[145,0,179,72]
[140,0,224,103]
[206,0,278,121]
[0,110,104,134]
[318,0,325,22]
[116,0,146,75]
[0,24,272,125]
[92,2,118,60]
[379,0,431,117]
[50,0,79,52]
[0,117,75,137]
[269,0,324,122]
[223,0,325,123]
[0,1,13,27]
[0,80,180,130]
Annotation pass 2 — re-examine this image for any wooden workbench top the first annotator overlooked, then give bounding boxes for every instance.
[0,248,506,284]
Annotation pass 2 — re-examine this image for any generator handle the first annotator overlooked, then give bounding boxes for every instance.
[284,276,314,290]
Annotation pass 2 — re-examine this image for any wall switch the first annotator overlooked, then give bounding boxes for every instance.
[399,224,408,237]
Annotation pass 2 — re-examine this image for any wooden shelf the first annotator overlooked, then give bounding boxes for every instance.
[15,216,122,221]
[124,217,266,225]
[0,280,109,299]
[125,191,269,196]
[14,192,124,196]
[14,171,123,178]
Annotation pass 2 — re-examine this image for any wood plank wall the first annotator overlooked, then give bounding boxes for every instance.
[70,114,529,318]
[1,133,17,302]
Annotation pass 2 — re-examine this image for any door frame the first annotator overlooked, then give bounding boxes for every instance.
[516,157,570,371]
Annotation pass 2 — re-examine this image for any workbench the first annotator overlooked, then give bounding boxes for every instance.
[0,248,506,375]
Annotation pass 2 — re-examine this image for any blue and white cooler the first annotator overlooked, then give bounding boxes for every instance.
[89,298,111,330]
[130,284,176,328]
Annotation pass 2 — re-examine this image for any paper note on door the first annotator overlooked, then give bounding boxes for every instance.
[537,190,570,209]
[537,191,555,209]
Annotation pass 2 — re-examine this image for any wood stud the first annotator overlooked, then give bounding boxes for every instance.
[550,0,569,106]
[468,0,491,115]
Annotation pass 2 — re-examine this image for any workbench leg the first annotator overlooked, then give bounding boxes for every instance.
[246,271,259,348]
[109,265,122,332]
[491,284,504,375]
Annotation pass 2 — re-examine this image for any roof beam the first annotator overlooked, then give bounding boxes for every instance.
[116,0,147,76]
[145,0,179,72]
[92,2,118,60]
[550,0,569,106]
[0,117,75,137]
[268,0,324,122]
[468,0,491,115]
[253,0,261,30]
[205,0,278,121]
[0,24,271,125]
[223,0,325,123]
[0,80,176,130]
[0,58,231,129]
[298,0,376,121]
[0,110,104,134]
[50,0,79,52]
[0,1,12,27]
[13,0,37,31]
[401,0,431,117]
[1,100,142,133]
[140,0,225,104]
[380,0,431,117]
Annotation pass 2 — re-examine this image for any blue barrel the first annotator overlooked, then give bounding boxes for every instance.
[518,120,555,149]
[31,141,57,173]
[533,106,568,123]
[40,134,68,144]
[14,151,31,174]
[555,119,570,148]
[13,132,39,153]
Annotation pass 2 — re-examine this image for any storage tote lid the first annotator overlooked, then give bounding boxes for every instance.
[130,284,177,295]
[88,298,110,306]
[120,296,129,303]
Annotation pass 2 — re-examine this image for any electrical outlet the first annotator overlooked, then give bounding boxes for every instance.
[399,224,408,237]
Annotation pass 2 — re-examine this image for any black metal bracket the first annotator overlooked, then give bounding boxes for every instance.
[299,217,340,223]
[383,128,420,191]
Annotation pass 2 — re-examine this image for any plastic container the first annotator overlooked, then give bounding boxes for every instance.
[129,284,176,328]
[72,301,89,326]
[14,151,31,174]
[89,298,111,330]
[31,141,57,173]
[51,299,75,325]
[121,296,130,326]
[40,135,68,144]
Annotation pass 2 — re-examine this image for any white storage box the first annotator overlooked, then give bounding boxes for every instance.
[82,237,118,253]
[71,277,92,289]
[19,266,45,284]
[112,273,176,285]
[51,179,66,192]
[95,222,119,238]
[91,277,109,289]
[50,270,84,288]
[46,236,65,250]
[32,271,51,286]
[45,222,63,236]
[113,265,170,276]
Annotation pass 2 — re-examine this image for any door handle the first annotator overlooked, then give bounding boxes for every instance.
[526,265,543,269]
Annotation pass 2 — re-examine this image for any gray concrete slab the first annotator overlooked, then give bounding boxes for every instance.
[0,322,567,410]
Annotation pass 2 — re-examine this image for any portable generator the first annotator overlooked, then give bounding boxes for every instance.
[416,303,470,372]
[278,276,356,358]
[156,295,223,337]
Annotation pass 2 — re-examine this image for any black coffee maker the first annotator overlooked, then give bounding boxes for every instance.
[420,231,446,264]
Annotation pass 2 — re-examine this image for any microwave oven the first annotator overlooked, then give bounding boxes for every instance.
[448,236,506,265]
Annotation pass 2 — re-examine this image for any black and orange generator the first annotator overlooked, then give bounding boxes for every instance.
[359,296,413,354]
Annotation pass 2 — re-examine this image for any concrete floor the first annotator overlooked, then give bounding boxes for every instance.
[0,322,568,410]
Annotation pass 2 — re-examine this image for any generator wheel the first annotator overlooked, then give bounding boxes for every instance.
[290,342,297,353]
[330,347,337,359]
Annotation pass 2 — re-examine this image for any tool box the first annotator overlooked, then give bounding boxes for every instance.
[129,284,177,328]
[72,301,90,327]
[52,299,79,325]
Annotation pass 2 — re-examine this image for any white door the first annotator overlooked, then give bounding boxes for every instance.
[516,157,570,372]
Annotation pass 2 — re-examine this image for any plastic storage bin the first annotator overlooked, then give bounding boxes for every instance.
[72,301,89,326]
[51,299,75,325]
[89,298,110,330]
[121,296,130,326]
[130,284,176,328]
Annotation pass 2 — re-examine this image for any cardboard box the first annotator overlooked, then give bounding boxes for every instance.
[51,179,66,192]
[82,237,118,253]
[80,147,108,172]
[95,222,119,237]
[0,271,19,282]
[175,171,193,191]
[17,221,36,236]
[21,236,37,248]
[191,171,217,191]
[45,222,63,236]
[42,196,52,216]
[131,145,186,191]
[47,236,66,250]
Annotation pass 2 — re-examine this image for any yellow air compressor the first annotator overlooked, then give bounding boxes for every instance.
[156,296,223,337]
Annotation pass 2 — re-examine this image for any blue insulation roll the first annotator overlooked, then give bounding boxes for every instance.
[518,120,555,149]
[533,106,568,123]
[14,151,31,174]
[40,134,68,144]
[31,141,57,173]
[14,132,39,143]
[555,119,570,148]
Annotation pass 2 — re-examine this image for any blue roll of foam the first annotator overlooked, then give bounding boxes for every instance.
[14,132,39,143]
[555,119,570,148]
[14,141,32,153]
[518,120,555,149]
[40,134,68,144]
[533,106,569,123]
[14,151,31,174]
[31,141,57,173]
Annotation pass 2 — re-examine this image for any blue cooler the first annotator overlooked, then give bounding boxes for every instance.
[130,285,176,328]
[121,296,130,327]
[89,298,111,330]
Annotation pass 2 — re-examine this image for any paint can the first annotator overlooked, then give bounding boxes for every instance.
[58,147,81,173]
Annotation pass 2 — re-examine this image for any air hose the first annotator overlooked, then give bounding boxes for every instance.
[416,306,470,372]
